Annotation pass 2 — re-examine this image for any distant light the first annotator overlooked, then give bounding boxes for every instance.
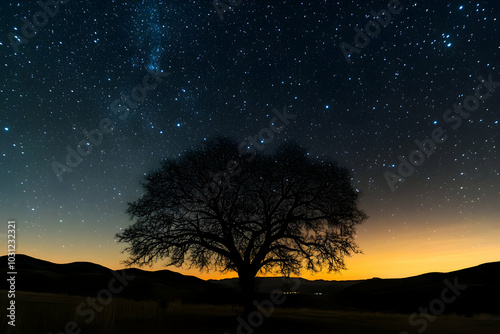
[433,120,438,124]
[4,127,8,131]
[159,131,163,134]
[176,123,181,127]
[325,105,329,109]
[447,43,452,47]
[459,5,463,10]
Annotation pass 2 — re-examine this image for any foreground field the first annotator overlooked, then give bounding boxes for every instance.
[1,291,499,334]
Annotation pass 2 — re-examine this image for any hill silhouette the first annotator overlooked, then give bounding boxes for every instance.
[334,261,500,315]
[1,254,499,314]
[0,254,237,305]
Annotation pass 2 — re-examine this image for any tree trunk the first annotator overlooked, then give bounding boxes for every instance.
[238,270,257,316]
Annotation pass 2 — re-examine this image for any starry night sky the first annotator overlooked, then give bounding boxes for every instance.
[1,0,499,280]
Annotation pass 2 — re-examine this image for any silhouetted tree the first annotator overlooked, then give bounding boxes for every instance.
[116,137,367,315]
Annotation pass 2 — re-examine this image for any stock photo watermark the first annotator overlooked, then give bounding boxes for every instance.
[225,277,301,334]
[6,220,17,327]
[213,0,243,21]
[385,73,500,192]
[201,105,297,203]
[48,270,135,334]
[51,67,170,182]
[339,0,404,64]
[7,0,72,54]
[400,277,467,334]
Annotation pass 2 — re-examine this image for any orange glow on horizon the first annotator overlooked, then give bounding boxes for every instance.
[12,218,499,282]
[9,206,499,281]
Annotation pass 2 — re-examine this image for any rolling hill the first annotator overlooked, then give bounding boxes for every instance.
[0,254,237,305]
[1,254,499,314]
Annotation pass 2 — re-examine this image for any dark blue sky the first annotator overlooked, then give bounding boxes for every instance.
[0,0,498,277]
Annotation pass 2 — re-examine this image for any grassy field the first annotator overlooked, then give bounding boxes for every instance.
[1,290,499,334]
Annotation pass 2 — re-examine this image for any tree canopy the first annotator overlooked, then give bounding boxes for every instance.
[117,137,367,312]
